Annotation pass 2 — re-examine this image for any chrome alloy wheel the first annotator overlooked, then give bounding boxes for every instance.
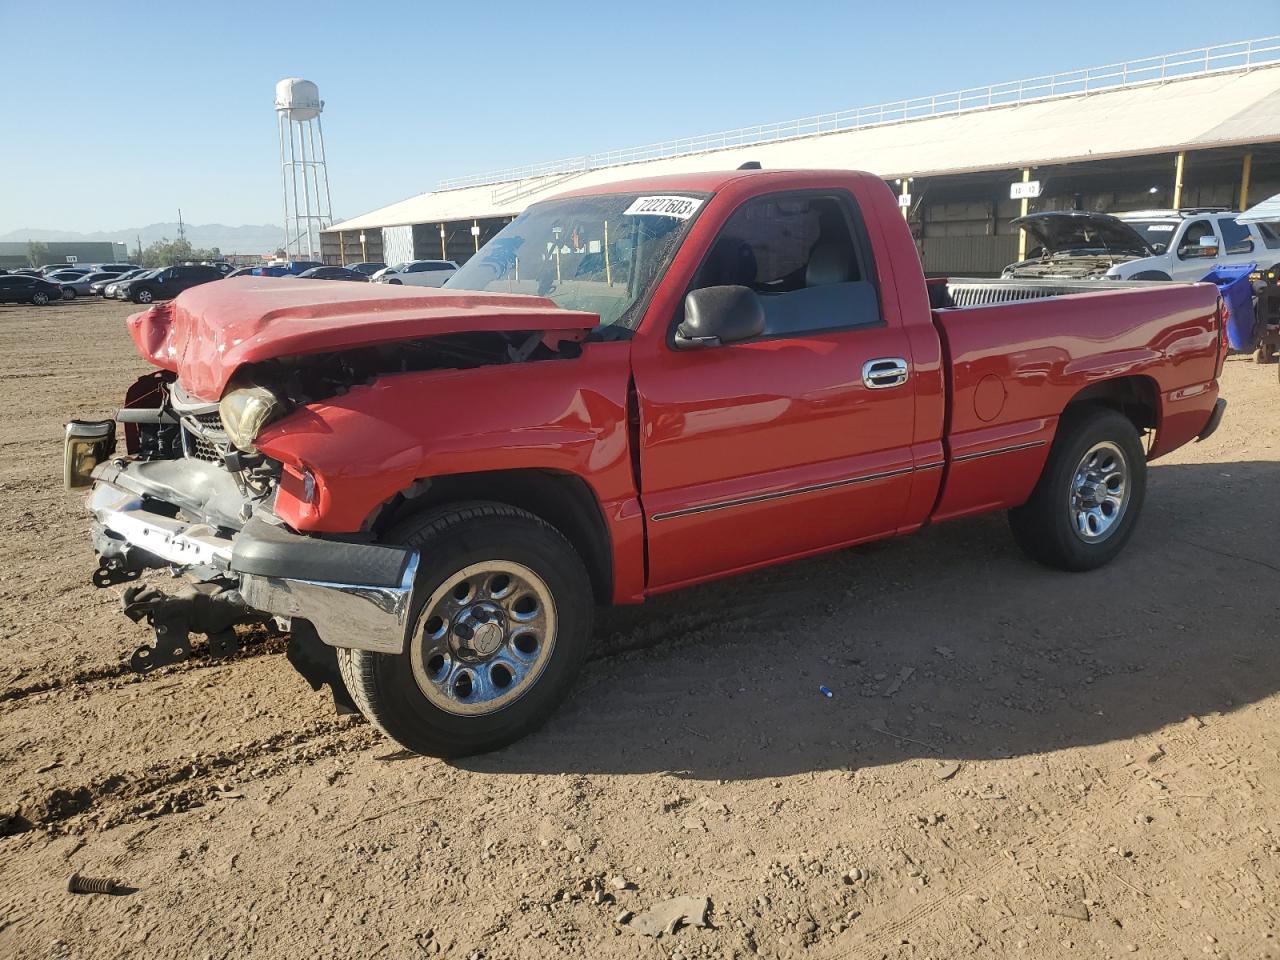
[1069,440,1130,542]
[409,561,557,716]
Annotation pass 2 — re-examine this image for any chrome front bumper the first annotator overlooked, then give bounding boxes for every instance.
[87,471,419,655]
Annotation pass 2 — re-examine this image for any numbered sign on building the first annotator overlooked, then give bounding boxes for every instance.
[1010,180,1042,200]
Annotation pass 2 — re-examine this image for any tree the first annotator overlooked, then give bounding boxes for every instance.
[139,238,223,268]
[26,240,50,268]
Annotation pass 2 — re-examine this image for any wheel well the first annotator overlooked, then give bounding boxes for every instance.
[1064,376,1160,432]
[376,469,613,604]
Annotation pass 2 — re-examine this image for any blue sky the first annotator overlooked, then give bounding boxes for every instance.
[4,1,1276,232]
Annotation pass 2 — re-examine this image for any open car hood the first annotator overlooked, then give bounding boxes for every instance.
[1011,211,1154,258]
[127,277,598,401]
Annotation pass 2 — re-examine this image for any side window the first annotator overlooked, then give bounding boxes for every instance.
[1177,220,1218,259]
[405,262,428,273]
[1219,217,1254,255]
[686,193,880,338]
[1258,222,1280,251]
[428,262,453,271]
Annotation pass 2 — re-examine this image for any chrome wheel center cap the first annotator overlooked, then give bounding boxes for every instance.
[451,602,508,661]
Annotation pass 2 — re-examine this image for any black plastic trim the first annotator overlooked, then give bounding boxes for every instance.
[1195,398,1227,442]
[231,517,413,588]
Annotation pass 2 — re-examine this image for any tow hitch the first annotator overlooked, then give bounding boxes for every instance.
[121,583,257,673]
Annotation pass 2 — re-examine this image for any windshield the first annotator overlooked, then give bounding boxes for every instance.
[1121,219,1179,254]
[445,192,705,330]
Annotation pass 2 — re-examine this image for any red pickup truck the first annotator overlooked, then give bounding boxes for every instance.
[67,168,1227,756]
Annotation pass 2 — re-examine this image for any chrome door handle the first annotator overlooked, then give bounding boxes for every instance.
[862,357,909,389]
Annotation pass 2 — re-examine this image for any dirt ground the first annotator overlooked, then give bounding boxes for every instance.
[1,296,1278,960]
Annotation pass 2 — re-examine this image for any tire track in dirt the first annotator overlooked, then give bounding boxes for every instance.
[7,715,379,835]
[0,632,288,705]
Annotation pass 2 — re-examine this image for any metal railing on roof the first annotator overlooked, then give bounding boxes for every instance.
[437,35,1280,193]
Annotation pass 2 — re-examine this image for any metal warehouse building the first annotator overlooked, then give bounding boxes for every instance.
[0,240,130,271]
[322,37,1280,277]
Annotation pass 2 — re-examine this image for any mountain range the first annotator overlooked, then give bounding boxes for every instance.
[0,223,285,255]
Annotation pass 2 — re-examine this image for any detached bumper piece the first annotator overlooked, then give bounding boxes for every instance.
[122,582,252,673]
[86,465,420,674]
[1195,397,1227,443]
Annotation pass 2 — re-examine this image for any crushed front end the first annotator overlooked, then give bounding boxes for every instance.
[67,370,418,700]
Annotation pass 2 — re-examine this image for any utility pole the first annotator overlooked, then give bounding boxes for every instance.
[136,234,142,262]
[177,209,186,243]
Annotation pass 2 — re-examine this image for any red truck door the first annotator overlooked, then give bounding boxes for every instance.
[632,188,920,590]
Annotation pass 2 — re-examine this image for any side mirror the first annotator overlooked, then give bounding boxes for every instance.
[674,285,765,349]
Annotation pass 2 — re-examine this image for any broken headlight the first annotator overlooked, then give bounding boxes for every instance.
[219,376,287,453]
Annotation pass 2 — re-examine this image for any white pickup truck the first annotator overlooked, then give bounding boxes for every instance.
[1004,208,1280,281]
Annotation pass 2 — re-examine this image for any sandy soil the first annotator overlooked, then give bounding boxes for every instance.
[1,296,1278,960]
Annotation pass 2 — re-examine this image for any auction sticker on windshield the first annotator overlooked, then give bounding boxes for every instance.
[623,195,703,219]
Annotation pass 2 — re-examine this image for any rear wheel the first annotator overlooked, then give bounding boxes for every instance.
[31,291,49,306]
[337,502,593,757]
[62,288,76,300]
[1009,407,1147,571]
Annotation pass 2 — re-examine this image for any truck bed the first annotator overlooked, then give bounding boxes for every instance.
[927,280,1223,523]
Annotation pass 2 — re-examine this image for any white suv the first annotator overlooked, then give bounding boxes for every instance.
[1107,209,1280,281]
[373,260,458,287]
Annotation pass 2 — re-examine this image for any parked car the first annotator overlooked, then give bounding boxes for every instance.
[374,260,457,286]
[11,268,41,277]
[0,274,64,305]
[106,270,157,299]
[40,264,85,276]
[45,270,90,284]
[295,266,370,282]
[1003,208,1280,281]
[59,271,119,298]
[91,269,145,296]
[67,168,1227,757]
[116,264,223,303]
[346,261,387,277]
[96,263,139,275]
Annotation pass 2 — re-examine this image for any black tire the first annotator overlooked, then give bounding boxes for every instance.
[387,278,402,285]
[132,288,154,304]
[62,288,76,300]
[337,502,593,757]
[31,291,49,306]
[1129,271,1172,282]
[1008,407,1147,572]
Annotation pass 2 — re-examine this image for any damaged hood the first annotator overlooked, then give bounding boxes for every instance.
[127,277,599,401]
[1011,211,1154,257]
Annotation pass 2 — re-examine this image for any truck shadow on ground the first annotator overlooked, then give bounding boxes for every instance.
[462,458,1280,780]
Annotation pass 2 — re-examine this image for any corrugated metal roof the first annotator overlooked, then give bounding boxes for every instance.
[325,63,1280,235]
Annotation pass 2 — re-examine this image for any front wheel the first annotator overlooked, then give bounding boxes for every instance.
[1008,407,1147,571]
[132,288,154,304]
[337,502,593,757]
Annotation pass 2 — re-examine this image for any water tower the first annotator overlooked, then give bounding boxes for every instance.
[275,78,333,261]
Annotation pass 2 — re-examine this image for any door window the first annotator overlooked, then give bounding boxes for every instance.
[1218,217,1254,255]
[685,193,880,338]
[1177,220,1219,260]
